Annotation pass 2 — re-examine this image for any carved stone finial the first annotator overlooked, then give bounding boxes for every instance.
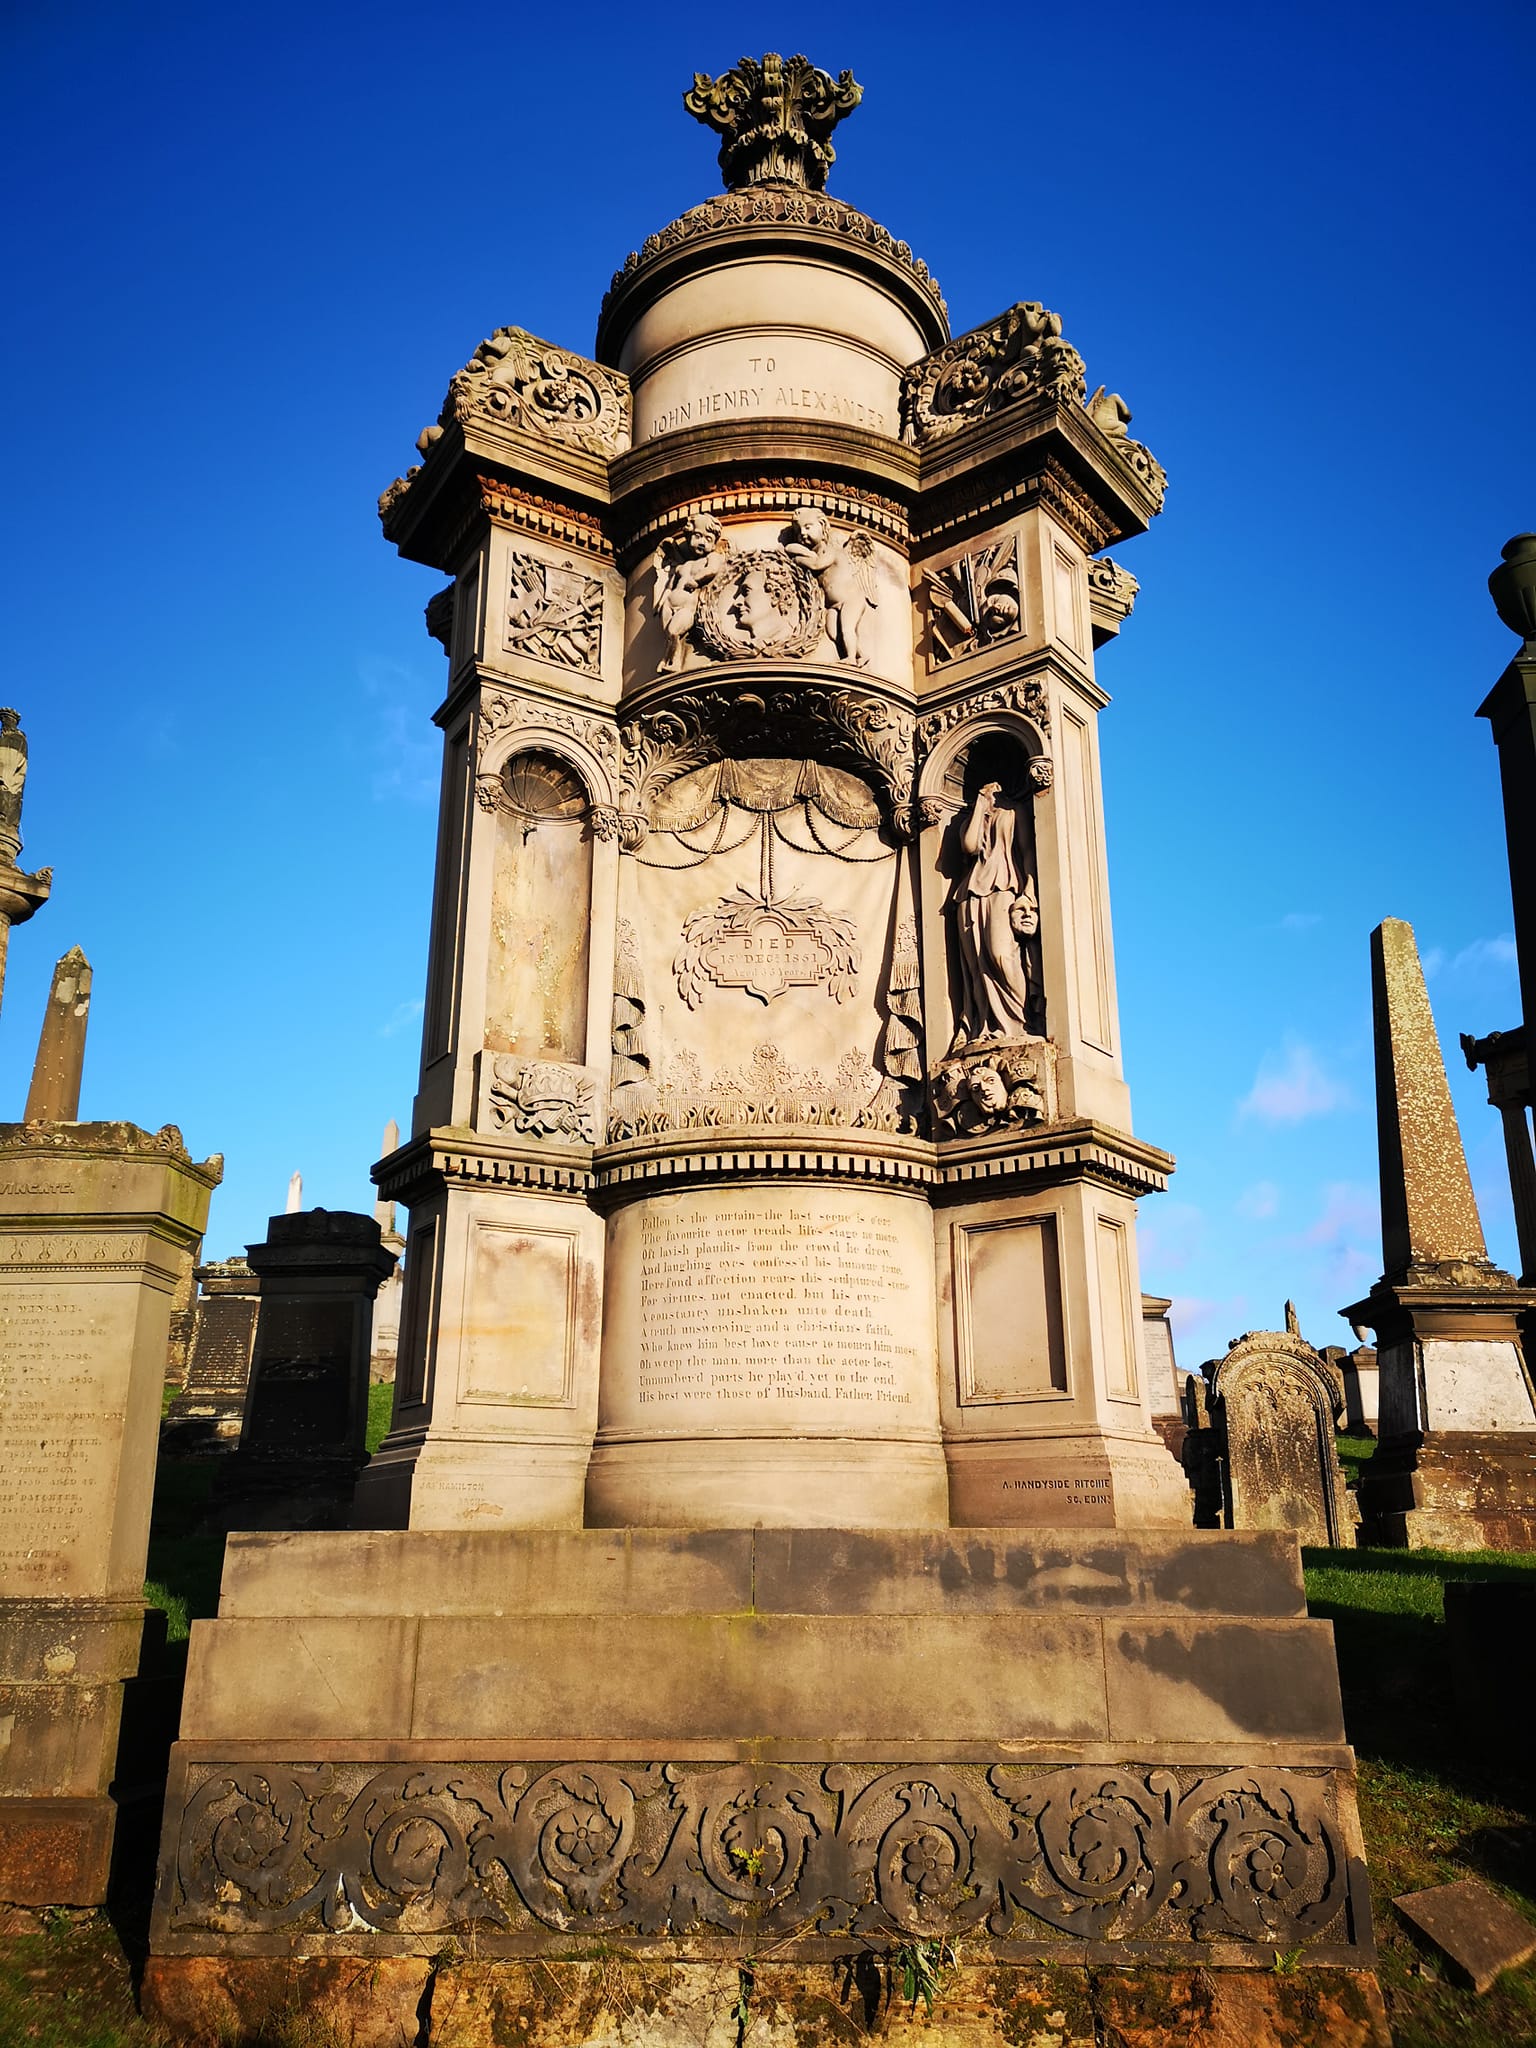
[684,53,862,193]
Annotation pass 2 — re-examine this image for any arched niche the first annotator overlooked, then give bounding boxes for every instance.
[924,722,1048,1047]
[484,747,595,1062]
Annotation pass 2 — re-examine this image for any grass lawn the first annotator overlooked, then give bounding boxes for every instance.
[1304,1540,1536,2045]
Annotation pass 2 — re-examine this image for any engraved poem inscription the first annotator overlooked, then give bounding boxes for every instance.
[630,1194,925,1425]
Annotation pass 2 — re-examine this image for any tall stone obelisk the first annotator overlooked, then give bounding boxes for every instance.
[1347,917,1536,1546]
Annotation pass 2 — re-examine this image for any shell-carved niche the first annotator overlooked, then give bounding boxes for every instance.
[928,730,1052,1137]
[484,749,593,1067]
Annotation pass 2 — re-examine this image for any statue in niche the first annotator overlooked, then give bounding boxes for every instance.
[654,514,728,673]
[783,511,879,665]
[950,780,1039,1046]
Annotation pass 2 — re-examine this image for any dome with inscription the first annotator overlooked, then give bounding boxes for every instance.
[595,53,950,451]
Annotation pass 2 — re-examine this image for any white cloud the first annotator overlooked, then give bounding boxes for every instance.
[1137,1201,1205,1275]
[1298,1181,1377,1248]
[1421,934,1517,984]
[1238,1041,1351,1125]
[1235,1179,1280,1221]
[378,998,424,1039]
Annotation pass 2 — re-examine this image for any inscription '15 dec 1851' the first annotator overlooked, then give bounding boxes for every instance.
[635,1200,921,1418]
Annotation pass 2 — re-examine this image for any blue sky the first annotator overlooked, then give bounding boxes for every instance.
[1,1,1530,1366]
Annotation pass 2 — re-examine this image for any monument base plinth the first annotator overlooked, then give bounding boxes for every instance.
[0,1598,155,1907]
[1358,1432,1536,1549]
[945,1430,1191,1527]
[142,1955,1390,2048]
[0,1796,117,1908]
[147,1525,1375,2035]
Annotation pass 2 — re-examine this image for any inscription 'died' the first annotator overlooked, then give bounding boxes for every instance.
[635,1201,918,1414]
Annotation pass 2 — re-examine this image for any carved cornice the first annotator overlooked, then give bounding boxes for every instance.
[479,480,614,563]
[375,1129,594,1205]
[932,1120,1175,1199]
[425,329,631,462]
[616,474,909,567]
[592,1133,939,1202]
[914,453,1117,556]
[597,188,947,361]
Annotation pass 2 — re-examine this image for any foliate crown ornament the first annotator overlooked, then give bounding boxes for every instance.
[684,52,862,193]
[901,304,1087,448]
[417,328,632,463]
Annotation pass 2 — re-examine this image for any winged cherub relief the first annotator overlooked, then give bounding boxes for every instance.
[784,510,880,665]
[654,513,729,673]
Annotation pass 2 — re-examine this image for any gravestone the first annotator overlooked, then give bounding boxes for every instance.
[161,1258,260,1451]
[144,55,1377,2036]
[1207,1324,1355,1546]
[0,1121,220,1905]
[217,1210,395,1525]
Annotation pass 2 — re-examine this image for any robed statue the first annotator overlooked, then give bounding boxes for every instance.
[950,781,1039,1046]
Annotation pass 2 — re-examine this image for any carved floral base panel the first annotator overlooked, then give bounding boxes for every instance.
[156,1756,1370,1965]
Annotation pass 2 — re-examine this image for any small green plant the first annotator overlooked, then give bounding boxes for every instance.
[731,1961,756,2045]
[890,1935,957,2015]
[1272,1943,1303,1974]
[728,1842,767,1881]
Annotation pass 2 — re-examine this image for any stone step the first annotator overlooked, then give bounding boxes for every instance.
[214,1523,1306,1620]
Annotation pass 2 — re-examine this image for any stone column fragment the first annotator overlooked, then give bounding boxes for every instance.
[23,947,90,1122]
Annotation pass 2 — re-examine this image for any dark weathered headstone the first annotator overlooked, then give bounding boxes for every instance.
[217,1211,395,1527]
[1395,1877,1536,1993]
[162,1259,261,1452]
[1443,1581,1536,1754]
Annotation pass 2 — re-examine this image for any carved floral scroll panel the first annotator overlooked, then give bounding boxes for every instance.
[164,1757,1362,1960]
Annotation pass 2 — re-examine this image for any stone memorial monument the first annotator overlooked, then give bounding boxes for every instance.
[0,1113,220,1903]
[145,59,1379,2039]
[1346,918,1536,1547]
[0,707,51,1017]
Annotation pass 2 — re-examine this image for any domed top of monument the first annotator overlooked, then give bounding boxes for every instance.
[595,53,949,385]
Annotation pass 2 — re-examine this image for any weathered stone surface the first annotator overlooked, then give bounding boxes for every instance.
[1394,1876,1536,1992]
[141,1953,431,2048]
[140,1957,1391,2048]
[21,947,89,1121]
[0,1797,115,1908]
[1200,1328,1355,1545]
[162,1258,260,1449]
[0,1122,218,1905]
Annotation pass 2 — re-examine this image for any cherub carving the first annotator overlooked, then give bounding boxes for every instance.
[784,510,879,665]
[653,514,728,673]
[1086,385,1133,439]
